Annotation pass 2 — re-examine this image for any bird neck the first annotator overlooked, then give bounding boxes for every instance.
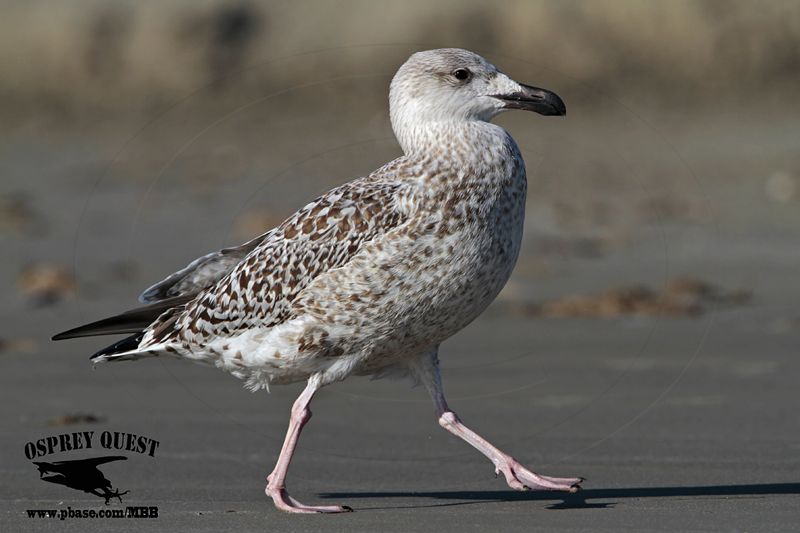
[393,119,512,163]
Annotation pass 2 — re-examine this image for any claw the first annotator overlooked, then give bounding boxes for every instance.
[496,457,583,493]
[266,484,352,514]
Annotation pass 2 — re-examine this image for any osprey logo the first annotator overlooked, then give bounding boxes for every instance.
[24,430,159,504]
[33,456,129,505]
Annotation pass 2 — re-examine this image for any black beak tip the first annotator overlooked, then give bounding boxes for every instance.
[544,103,566,117]
[542,92,566,116]
[495,85,566,117]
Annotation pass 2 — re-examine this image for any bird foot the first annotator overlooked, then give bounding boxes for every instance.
[266,477,353,514]
[495,458,583,492]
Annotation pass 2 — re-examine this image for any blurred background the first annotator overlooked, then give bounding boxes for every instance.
[2,1,798,529]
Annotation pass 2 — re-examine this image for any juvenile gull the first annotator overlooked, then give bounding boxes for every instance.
[54,48,579,513]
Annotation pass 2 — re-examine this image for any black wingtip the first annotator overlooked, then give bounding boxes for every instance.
[51,295,192,342]
[52,321,122,341]
[52,329,82,341]
[51,324,115,341]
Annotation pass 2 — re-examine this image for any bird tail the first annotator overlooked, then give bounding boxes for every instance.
[90,332,148,363]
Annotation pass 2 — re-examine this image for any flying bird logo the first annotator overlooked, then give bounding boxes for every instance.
[33,456,129,505]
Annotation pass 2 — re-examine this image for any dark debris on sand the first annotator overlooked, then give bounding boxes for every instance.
[503,277,752,318]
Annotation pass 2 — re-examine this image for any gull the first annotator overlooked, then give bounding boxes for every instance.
[53,48,580,513]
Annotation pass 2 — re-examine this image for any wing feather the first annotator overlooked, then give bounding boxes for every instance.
[143,175,412,346]
[138,233,270,303]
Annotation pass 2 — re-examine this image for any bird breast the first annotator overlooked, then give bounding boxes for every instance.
[377,141,527,352]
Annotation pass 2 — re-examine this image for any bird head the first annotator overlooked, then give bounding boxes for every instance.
[390,48,565,129]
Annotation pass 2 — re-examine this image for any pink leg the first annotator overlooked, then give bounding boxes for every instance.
[265,378,352,513]
[414,351,583,493]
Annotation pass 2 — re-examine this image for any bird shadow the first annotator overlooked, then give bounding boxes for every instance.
[319,483,800,511]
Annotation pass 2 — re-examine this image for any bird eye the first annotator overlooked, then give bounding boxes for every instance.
[452,68,471,81]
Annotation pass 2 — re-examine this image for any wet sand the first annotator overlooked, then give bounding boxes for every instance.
[3,306,799,531]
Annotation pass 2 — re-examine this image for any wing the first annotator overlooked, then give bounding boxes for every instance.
[40,456,127,468]
[80,456,128,467]
[138,233,271,304]
[54,223,271,341]
[144,174,411,347]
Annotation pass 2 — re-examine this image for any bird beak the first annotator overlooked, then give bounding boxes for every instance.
[492,83,566,116]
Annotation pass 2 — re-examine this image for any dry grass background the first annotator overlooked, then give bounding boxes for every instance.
[0,0,798,118]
